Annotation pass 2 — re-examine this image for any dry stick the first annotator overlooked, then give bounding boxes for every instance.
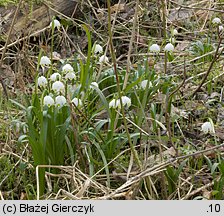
[43,1,104,41]
[106,0,142,169]
[100,142,224,199]
[181,181,214,200]
[68,99,86,170]
[165,58,186,153]
[0,144,29,188]
[158,128,168,199]
[110,0,125,130]
[0,27,49,52]
[0,0,23,99]
[123,0,139,90]
[86,0,101,24]
[0,191,4,200]
[170,0,224,13]
[160,0,167,39]
[61,26,86,60]
[200,0,212,31]
[121,0,140,182]
[96,0,122,81]
[192,36,223,97]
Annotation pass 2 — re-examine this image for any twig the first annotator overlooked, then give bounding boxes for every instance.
[0,143,29,188]
[181,181,214,200]
[165,58,186,153]
[106,0,142,169]
[0,0,23,99]
[160,0,167,39]
[99,142,224,199]
[192,36,223,97]
[170,0,224,13]
[123,0,139,90]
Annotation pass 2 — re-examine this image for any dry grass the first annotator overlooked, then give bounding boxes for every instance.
[1,0,224,200]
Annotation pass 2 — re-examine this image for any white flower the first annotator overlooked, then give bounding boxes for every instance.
[52,51,61,60]
[72,97,83,107]
[55,95,67,108]
[52,81,65,94]
[50,19,61,29]
[109,99,120,109]
[99,55,109,63]
[212,17,221,25]
[50,73,61,82]
[121,96,131,108]
[40,56,51,66]
[164,43,174,52]
[173,29,178,35]
[65,72,76,80]
[93,44,103,54]
[90,82,99,89]
[140,80,152,89]
[43,95,54,107]
[149,44,160,53]
[219,25,224,32]
[62,64,74,73]
[201,122,215,134]
[38,76,47,87]
[169,37,176,44]
[109,96,131,109]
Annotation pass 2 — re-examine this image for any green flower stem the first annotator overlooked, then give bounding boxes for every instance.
[107,0,142,169]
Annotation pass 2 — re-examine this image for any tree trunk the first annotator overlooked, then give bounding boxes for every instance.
[0,0,77,40]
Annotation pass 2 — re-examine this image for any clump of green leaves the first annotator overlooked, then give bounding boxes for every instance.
[189,39,214,62]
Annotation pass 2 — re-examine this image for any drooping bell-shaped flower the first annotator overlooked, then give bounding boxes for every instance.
[55,95,67,108]
[43,95,54,107]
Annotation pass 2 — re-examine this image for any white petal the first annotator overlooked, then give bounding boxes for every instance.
[90,82,99,89]
[149,44,160,53]
[140,80,152,89]
[65,72,76,80]
[62,64,74,73]
[55,95,67,108]
[93,44,103,54]
[99,55,109,63]
[201,122,214,134]
[38,76,48,87]
[212,17,221,24]
[164,43,174,52]
[173,29,178,35]
[72,97,83,107]
[50,19,61,29]
[50,73,61,82]
[52,81,65,94]
[43,95,54,107]
[40,56,51,66]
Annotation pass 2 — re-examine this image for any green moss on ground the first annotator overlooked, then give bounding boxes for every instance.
[0,0,17,6]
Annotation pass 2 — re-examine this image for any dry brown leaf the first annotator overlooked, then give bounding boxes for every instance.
[20,192,27,200]
[0,64,15,87]
[168,8,193,22]
[175,41,190,52]
[147,147,176,166]
[202,189,212,200]
[75,179,91,198]
[110,3,125,14]
[171,104,189,119]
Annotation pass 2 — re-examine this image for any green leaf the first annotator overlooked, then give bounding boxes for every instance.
[9,99,26,111]
[90,83,111,118]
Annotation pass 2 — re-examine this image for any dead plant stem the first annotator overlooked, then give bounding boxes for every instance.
[192,36,223,97]
[0,0,23,99]
[107,0,142,169]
